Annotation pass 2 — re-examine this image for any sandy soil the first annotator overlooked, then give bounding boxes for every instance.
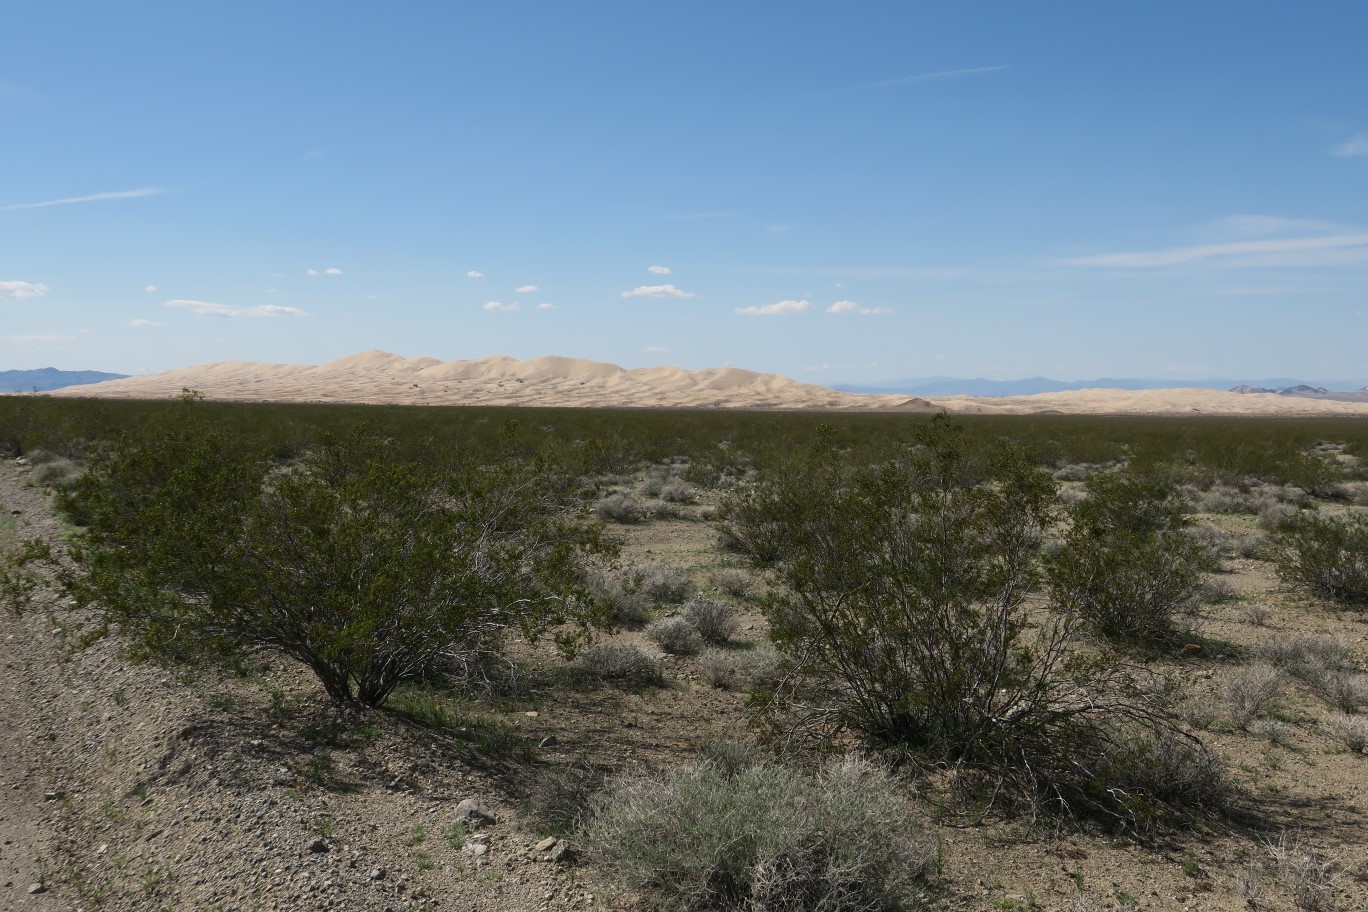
[48,351,1368,417]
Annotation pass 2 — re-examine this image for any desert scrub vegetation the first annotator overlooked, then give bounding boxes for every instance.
[596,490,647,524]
[1269,512,1368,605]
[683,598,738,644]
[580,753,935,912]
[1047,468,1214,644]
[697,642,780,691]
[645,615,703,656]
[624,560,693,604]
[579,643,662,686]
[721,416,1221,826]
[22,414,614,706]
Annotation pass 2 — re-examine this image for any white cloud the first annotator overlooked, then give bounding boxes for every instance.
[647,265,671,275]
[467,270,484,278]
[1331,134,1368,158]
[621,284,696,299]
[1058,233,1368,268]
[0,281,48,301]
[516,284,540,293]
[129,318,165,328]
[324,267,343,276]
[537,302,556,310]
[483,301,520,311]
[1202,215,1356,240]
[5,333,74,343]
[165,299,308,319]
[735,299,811,317]
[644,345,667,353]
[306,268,319,276]
[0,187,164,211]
[144,284,158,293]
[827,299,893,315]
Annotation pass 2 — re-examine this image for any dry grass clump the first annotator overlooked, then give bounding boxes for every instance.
[525,764,604,834]
[1257,502,1302,531]
[1242,603,1273,626]
[684,599,738,645]
[1255,633,1365,710]
[28,455,82,490]
[628,561,694,604]
[580,755,935,912]
[597,491,648,524]
[1261,832,1341,911]
[646,616,703,656]
[713,567,755,599]
[1322,713,1368,753]
[658,478,697,504]
[1249,718,1296,748]
[580,643,663,686]
[1219,664,1281,731]
[1187,524,1266,560]
[697,643,781,691]
[586,569,653,626]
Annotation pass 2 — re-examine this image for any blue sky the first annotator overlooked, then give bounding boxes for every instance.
[3,1,1367,383]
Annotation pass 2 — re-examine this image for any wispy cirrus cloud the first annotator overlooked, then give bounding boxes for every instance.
[835,65,1010,94]
[736,299,810,317]
[5,333,74,343]
[0,280,48,301]
[621,284,696,299]
[1059,233,1368,269]
[129,318,165,327]
[483,301,519,312]
[1,187,164,211]
[306,267,343,277]
[1331,134,1368,158]
[144,284,158,293]
[516,284,540,293]
[536,302,556,310]
[643,345,667,353]
[165,299,308,319]
[466,270,485,278]
[647,265,671,275]
[827,300,892,315]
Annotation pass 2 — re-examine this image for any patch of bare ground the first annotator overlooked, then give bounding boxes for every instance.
[4,459,1368,911]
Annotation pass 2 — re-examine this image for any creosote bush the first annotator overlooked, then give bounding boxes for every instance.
[1270,513,1368,605]
[722,415,1217,826]
[1047,468,1213,644]
[580,754,935,912]
[44,417,612,706]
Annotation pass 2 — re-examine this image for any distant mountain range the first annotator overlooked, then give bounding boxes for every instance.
[834,376,1368,398]
[0,368,128,393]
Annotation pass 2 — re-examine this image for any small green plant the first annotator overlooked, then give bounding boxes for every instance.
[441,822,469,849]
[1047,468,1213,644]
[408,823,429,845]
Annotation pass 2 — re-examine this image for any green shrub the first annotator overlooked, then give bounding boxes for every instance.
[1047,469,1213,643]
[581,755,934,912]
[51,420,611,706]
[1269,513,1368,605]
[722,416,1207,824]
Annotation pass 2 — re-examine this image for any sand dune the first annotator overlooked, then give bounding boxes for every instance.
[48,352,1368,416]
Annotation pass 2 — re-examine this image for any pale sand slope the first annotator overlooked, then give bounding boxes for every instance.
[49,350,1368,416]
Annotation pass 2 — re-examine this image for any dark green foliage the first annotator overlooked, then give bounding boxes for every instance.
[1270,513,1368,605]
[52,416,612,706]
[722,415,1200,823]
[1047,469,1214,644]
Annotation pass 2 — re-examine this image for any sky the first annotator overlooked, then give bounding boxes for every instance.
[3,1,1367,384]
